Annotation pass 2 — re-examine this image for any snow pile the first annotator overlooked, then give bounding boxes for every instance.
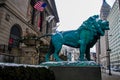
[0,62,46,68]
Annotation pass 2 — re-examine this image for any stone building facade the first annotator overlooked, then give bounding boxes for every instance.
[96,0,111,68]
[96,0,120,69]
[107,0,120,68]
[0,0,59,64]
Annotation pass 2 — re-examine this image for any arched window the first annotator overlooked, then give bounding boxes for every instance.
[8,24,22,50]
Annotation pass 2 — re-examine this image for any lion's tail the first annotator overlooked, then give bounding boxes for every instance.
[37,34,52,40]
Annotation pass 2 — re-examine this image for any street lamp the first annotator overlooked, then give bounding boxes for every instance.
[107,48,112,75]
[106,30,112,75]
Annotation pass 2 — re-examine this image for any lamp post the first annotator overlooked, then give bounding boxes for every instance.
[106,31,112,75]
[107,48,112,75]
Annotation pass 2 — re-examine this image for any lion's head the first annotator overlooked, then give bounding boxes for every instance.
[98,20,110,30]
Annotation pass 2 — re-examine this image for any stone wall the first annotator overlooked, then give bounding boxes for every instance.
[0,0,59,64]
[0,3,36,45]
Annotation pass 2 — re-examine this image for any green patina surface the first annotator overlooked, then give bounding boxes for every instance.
[45,15,109,62]
[40,61,100,67]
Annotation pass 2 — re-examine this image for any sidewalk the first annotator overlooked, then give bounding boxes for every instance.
[102,72,120,80]
[102,69,120,80]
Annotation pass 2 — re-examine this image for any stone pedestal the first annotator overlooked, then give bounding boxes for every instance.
[40,61,101,80]
[49,66,101,80]
[20,47,39,64]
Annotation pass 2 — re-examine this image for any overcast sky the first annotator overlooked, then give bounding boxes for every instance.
[55,0,116,31]
[54,0,116,52]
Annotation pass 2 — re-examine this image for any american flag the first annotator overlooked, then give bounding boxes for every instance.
[34,1,47,12]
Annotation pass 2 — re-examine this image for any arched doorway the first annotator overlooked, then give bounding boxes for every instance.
[8,24,22,52]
